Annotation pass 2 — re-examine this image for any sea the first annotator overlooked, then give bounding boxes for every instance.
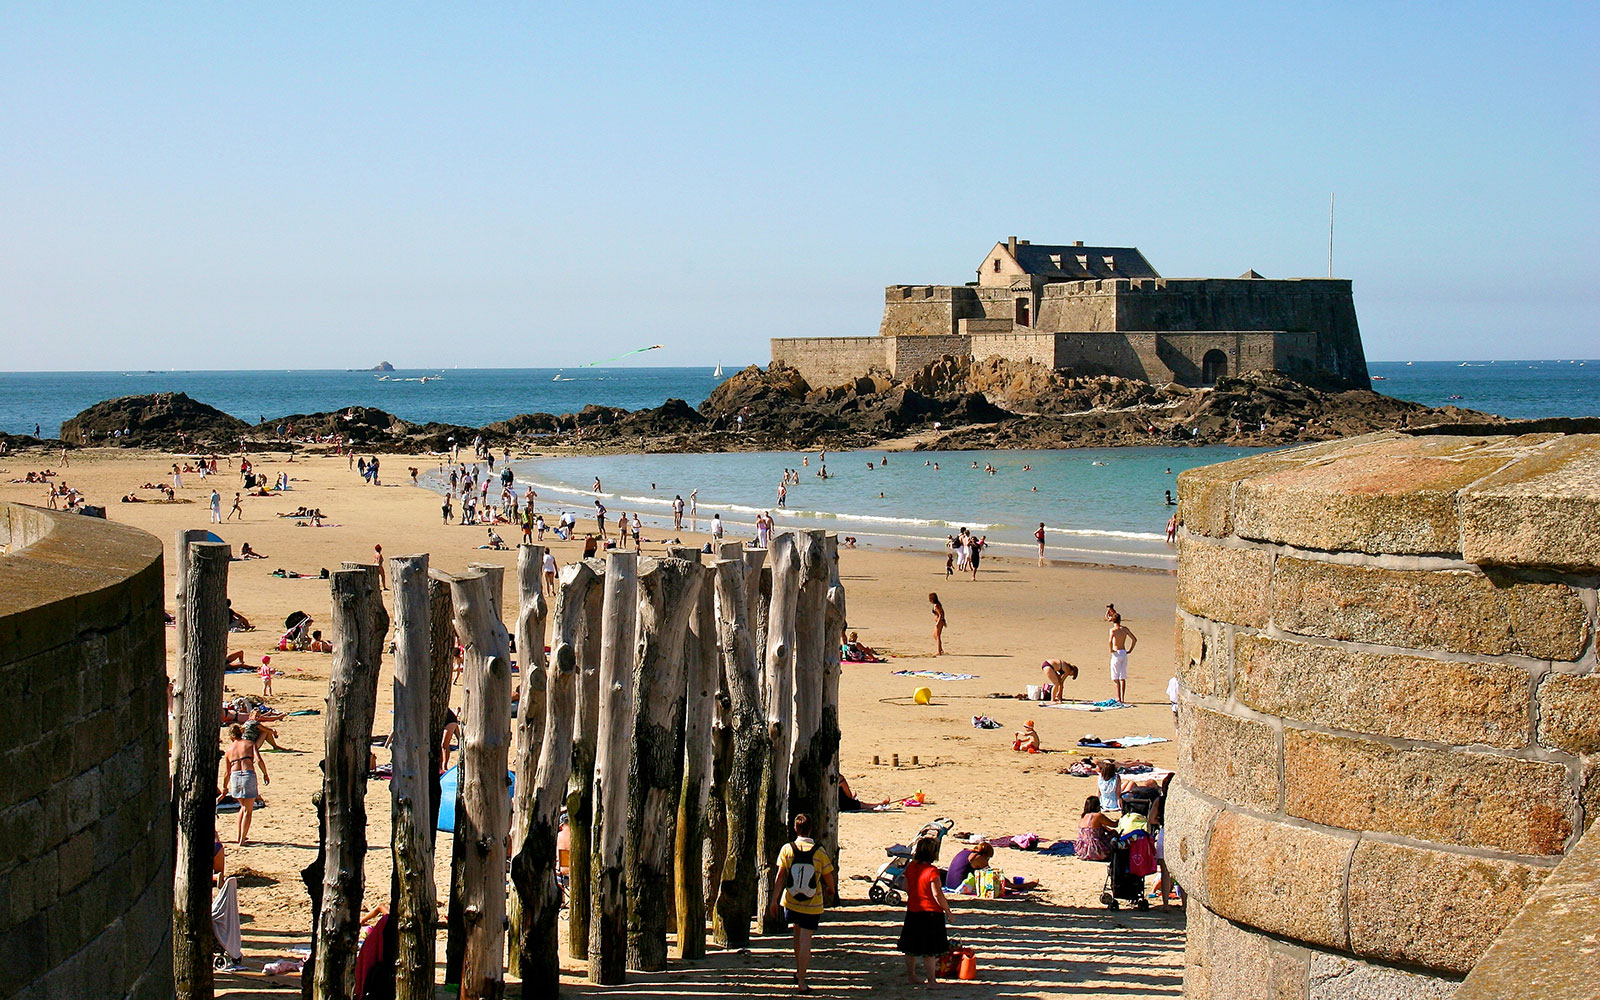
[5,360,1597,568]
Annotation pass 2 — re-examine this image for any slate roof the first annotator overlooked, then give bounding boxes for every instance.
[1008,243,1161,280]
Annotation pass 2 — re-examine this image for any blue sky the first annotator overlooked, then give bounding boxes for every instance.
[1,3,1594,370]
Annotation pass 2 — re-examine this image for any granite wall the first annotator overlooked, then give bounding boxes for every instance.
[0,503,171,1000]
[1170,431,1600,999]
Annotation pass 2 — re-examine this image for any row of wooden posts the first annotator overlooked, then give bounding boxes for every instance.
[170,528,845,1000]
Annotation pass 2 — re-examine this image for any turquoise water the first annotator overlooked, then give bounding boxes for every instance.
[497,446,1268,569]
[2,359,1597,438]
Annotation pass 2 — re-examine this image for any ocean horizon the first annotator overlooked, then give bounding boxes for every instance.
[2,359,1597,439]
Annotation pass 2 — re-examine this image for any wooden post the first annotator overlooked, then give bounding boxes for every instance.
[589,552,638,984]
[675,559,718,959]
[450,570,514,1000]
[427,574,455,841]
[743,550,771,708]
[710,557,764,947]
[756,533,799,934]
[703,680,732,926]
[390,555,436,1000]
[507,544,549,979]
[565,558,606,961]
[626,557,705,971]
[819,536,846,895]
[173,537,229,1000]
[787,530,831,845]
[512,559,598,996]
[315,567,388,1000]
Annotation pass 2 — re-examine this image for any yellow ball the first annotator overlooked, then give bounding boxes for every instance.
[913,687,932,705]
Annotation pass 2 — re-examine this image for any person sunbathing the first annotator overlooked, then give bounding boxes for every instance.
[1013,720,1041,753]
[841,631,883,662]
[837,775,890,812]
[309,629,333,653]
[238,542,267,559]
[226,650,246,667]
[121,493,145,503]
[227,605,254,632]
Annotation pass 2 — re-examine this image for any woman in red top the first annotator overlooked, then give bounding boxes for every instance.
[897,836,954,984]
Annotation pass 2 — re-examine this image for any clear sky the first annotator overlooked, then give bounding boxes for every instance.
[2,3,1595,370]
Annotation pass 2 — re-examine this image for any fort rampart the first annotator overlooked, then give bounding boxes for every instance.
[1169,431,1600,998]
[0,503,172,1000]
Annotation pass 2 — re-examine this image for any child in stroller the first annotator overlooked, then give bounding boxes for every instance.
[1102,789,1159,910]
[868,818,955,905]
[278,610,313,651]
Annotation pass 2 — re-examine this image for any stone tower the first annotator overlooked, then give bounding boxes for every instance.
[1170,430,1599,997]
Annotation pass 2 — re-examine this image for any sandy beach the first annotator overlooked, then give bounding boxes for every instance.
[3,447,1185,998]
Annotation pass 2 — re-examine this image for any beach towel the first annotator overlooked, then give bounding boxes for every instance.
[1047,699,1130,712]
[436,766,516,832]
[971,716,1002,730]
[1077,735,1169,749]
[286,709,321,717]
[1039,840,1076,858]
[892,670,978,681]
[212,876,243,965]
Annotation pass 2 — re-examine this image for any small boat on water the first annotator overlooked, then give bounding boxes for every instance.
[713,362,724,377]
[1371,375,1386,381]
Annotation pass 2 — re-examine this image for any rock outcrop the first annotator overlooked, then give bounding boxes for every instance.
[60,392,248,448]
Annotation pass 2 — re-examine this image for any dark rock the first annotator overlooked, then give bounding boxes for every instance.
[60,393,248,448]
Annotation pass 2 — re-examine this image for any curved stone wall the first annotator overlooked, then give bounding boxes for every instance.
[0,503,171,999]
[1170,431,1600,998]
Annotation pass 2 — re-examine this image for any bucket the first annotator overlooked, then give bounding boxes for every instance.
[914,687,932,705]
[958,948,978,981]
[1025,685,1041,700]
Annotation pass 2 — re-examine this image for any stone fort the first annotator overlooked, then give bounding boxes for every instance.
[771,237,1371,389]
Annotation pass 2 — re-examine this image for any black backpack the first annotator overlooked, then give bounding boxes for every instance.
[787,842,820,902]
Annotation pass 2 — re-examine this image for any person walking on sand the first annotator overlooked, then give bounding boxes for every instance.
[222,724,269,845]
[228,492,244,521]
[375,544,388,591]
[1036,522,1047,565]
[766,813,836,993]
[712,513,724,541]
[898,835,954,986]
[1109,612,1137,705]
[209,488,222,523]
[542,549,559,596]
[929,593,947,656]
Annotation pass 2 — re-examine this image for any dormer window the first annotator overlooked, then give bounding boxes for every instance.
[1103,255,1115,269]
[1076,255,1089,268]
[1049,254,1062,268]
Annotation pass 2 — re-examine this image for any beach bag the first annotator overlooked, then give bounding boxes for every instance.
[787,843,820,902]
[1127,833,1158,877]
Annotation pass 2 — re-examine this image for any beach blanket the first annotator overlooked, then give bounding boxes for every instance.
[892,670,978,681]
[286,709,320,717]
[1077,735,1169,749]
[1048,699,1130,712]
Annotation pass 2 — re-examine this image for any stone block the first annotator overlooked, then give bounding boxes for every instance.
[1203,808,1354,950]
[1460,434,1600,572]
[1537,672,1600,755]
[1231,434,1522,556]
[1178,617,1232,699]
[1285,729,1572,856]
[1270,556,1589,661]
[1233,634,1530,748]
[1178,704,1280,812]
[1164,781,1220,908]
[1347,840,1550,973]
[55,833,93,895]
[1183,902,1275,1000]
[1270,943,1311,1000]
[1177,536,1273,628]
[65,768,101,836]
[1308,952,1458,1000]
[1176,439,1356,540]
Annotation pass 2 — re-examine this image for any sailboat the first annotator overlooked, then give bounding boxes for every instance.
[713,362,724,378]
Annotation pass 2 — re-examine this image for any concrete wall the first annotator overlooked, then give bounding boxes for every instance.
[1170,431,1600,999]
[770,337,890,386]
[0,503,171,1000]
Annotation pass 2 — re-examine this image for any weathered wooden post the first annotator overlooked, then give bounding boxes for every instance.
[710,555,765,946]
[756,532,799,933]
[173,535,229,1000]
[675,556,719,959]
[589,552,638,984]
[315,566,388,1000]
[390,555,436,1000]
[450,569,514,1000]
[511,559,598,996]
[565,559,606,961]
[787,530,832,842]
[507,545,549,978]
[819,535,846,893]
[626,557,705,970]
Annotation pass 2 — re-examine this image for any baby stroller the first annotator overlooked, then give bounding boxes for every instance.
[868,817,954,905]
[279,611,313,651]
[1101,796,1157,910]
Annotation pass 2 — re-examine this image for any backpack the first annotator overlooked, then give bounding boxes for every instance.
[786,842,820,902]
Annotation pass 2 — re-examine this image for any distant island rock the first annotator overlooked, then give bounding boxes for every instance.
[370,361,396,372]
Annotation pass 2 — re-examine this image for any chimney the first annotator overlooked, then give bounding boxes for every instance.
[1074,240,1084,247]
[1007,236,1018,256]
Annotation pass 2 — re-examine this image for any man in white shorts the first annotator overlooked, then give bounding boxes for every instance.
[1108,613,1136,705]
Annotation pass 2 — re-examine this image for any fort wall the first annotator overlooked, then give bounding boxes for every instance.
[1170,431,1600,999]
[770,337,890,385]
[888,335,972,380]
[0,503,172,1000]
